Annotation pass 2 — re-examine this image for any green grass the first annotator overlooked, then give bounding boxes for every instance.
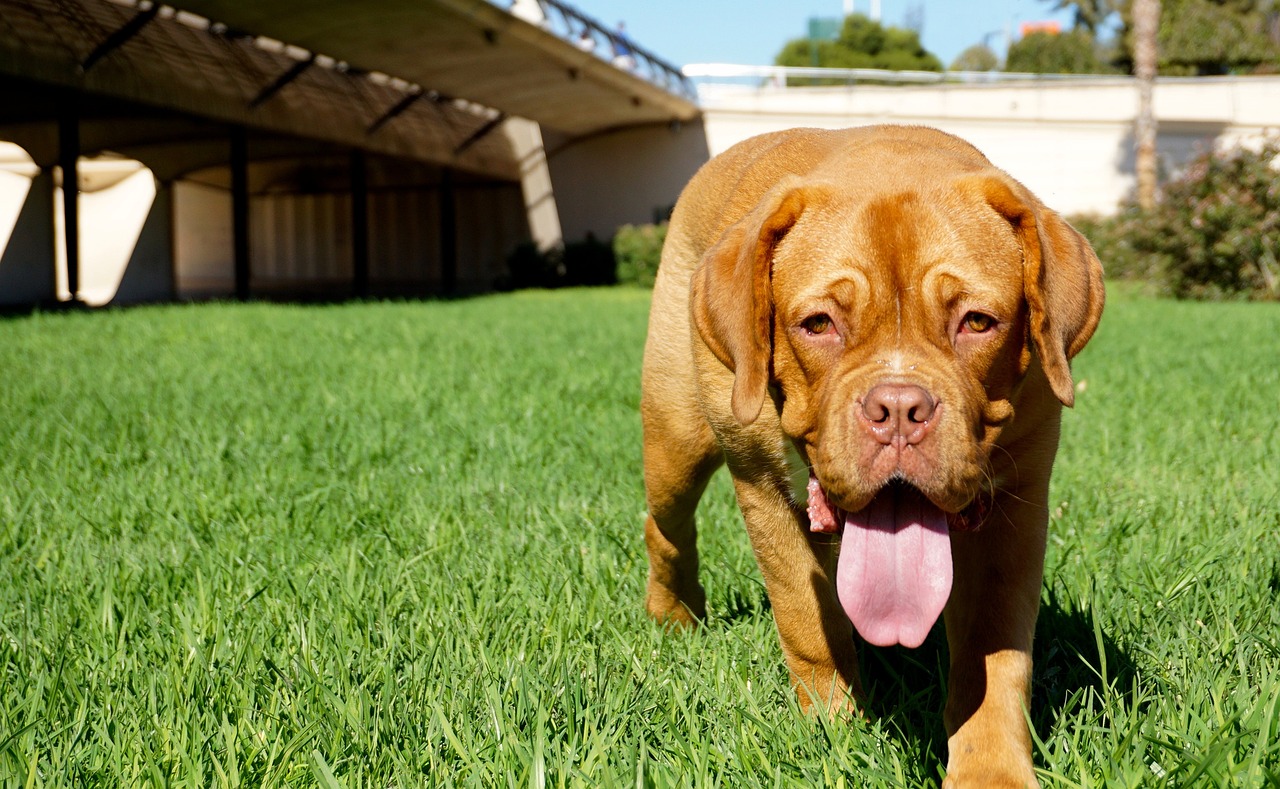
[0,287,1277,787]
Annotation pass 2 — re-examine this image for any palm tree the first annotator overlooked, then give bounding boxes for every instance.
[1133,0,1159,209]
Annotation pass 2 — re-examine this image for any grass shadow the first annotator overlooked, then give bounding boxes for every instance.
[859,624,952,769]
[711,580,772,626]
[849,584,1138,774]
[1029,585,1139,742]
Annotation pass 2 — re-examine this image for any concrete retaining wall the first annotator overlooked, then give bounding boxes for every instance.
[696,76,1280,216]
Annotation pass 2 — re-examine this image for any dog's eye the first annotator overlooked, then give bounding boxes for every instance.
[801,314,834,335]
[961,312,995,334]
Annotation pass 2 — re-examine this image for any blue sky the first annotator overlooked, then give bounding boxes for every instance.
[575,0,1078,68]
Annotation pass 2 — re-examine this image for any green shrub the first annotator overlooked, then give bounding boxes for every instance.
[1070,211,1159,284]
[613,223,667,288]
[1073,137,1280,300]
[1151,139,1280,299]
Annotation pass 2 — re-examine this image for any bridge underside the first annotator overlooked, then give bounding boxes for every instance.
[0,0,705,307]
[0,0,523,178]
[166,0,699,137]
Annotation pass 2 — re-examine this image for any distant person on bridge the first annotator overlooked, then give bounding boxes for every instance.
[611,22,635,71]
[509,0,548,27]
[576,26,596,53]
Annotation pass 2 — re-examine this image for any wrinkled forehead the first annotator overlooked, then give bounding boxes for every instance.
[771,187,1026,312]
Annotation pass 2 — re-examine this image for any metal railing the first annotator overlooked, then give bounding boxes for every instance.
[493,0,696,101]
[683,63,1135,98]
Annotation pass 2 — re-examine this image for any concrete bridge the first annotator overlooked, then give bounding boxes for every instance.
[0,0,707,306]
[2,0,1278,307]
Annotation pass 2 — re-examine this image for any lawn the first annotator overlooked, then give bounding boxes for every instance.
[0,287,1277,787]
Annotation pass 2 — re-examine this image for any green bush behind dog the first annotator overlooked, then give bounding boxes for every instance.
[613,222,667,288]
[1073,136,1280,301]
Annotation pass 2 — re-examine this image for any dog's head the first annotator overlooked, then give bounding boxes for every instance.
[691,165,1104,647]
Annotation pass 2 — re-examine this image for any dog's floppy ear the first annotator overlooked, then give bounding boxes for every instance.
[691,181,810,425]
[972,175,1105,407]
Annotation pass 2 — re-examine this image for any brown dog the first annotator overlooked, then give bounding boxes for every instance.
[640,125,1103,787]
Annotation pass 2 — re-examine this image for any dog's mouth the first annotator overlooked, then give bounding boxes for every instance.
[808,476,982,649]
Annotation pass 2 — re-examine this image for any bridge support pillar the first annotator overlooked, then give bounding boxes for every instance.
[541,120,709,243]
[0,165,57,307]
[504,118,563,253]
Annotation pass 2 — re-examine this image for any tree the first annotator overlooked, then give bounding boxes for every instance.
[1134,0,1159,210]
[1005,29,1113,72]
[1114,0,1280,74]
[950,43,1000,71]
[1046,0,1119,36]
[774,14,944,73]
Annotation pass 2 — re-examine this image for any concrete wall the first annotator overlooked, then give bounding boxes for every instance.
[543,120,709,241]
[173,180,233,299]
[112,179,174,304]
[697,76,1280,216]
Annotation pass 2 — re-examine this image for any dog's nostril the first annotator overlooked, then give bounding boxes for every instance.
[905,398,936,423]
[862,384,937,437]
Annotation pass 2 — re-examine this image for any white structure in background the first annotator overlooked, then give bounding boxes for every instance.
[687,65,1280,216]
[0,144,37,252]
[1,144,156,307]
[842,0,881,20]
[55,158,156,306]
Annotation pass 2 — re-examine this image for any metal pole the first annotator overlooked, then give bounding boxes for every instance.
[230,126,250,300]
[350,149,369,298]
[439,168,457,294]
[59,104,80,303]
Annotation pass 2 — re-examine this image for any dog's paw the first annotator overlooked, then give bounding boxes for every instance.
[644,582,706,628]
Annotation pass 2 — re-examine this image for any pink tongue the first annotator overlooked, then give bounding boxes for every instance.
[836,485,953,648]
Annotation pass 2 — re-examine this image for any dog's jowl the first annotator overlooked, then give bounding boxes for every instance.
[640,125,1104,788]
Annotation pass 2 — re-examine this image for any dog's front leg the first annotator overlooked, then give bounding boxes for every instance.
[731,476,864,715]
[942,491,1048,789]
